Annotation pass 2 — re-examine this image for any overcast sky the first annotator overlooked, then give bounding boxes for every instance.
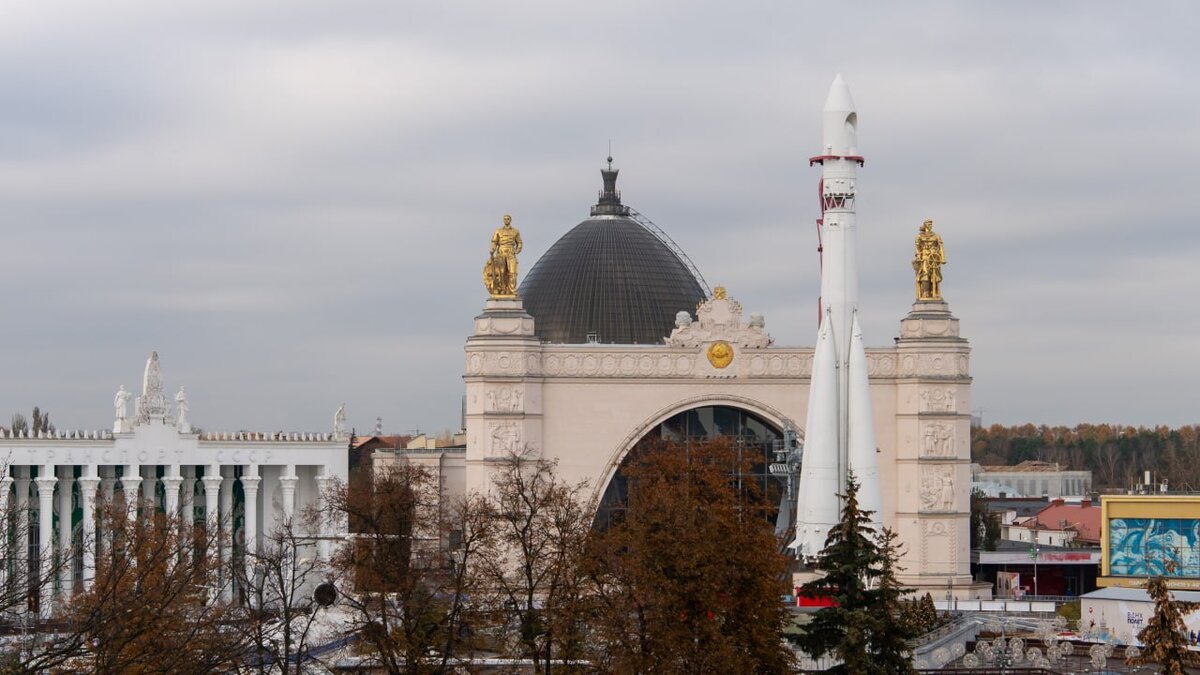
[1,2,1197,434]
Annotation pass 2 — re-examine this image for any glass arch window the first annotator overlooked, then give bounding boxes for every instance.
[595,405,786,528]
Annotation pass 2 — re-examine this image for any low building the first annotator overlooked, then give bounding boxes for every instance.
[1080,587,1200,646]
[1003,498,1102,548]
[974,541,1100,598]
[975,498,1101,598]
[1099,493,1200,590]
[972,461,1092,498]
[0,352,349,620]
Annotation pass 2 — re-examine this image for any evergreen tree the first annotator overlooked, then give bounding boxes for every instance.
[1128,575,1200,674]
[874,527,917,674]
[919,593,940,629]
[799,472,908,674]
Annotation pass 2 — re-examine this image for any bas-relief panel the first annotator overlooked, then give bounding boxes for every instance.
[485,385,524,413]
[920,517,959,573]
[920,387,957,413]
[487,421,522,457]
[919,465,957,512]
[920,421,956,458]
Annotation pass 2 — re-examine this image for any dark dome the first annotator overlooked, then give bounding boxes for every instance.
[519,162,707,345]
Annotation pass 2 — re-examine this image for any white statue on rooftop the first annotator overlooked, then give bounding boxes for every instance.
[175,387,191,434]
[113,385,131,433]
[334,403,347,440]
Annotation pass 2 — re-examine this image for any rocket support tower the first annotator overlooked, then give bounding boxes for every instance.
[793,75,883,558]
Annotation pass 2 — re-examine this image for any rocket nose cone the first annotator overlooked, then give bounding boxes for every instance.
[823,74,856,113]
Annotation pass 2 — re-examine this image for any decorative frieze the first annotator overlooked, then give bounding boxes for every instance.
[898,352,970,378]
[467,345,967,381]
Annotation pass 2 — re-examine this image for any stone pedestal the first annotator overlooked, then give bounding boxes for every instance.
[892,300,986,598]
[464,297,544,493]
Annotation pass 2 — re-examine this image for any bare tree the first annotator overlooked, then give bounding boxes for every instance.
[586,440,793,674]
[477,449,595,673]
[326,463,493,674]
[0,466,77,673]
[233,509,339,675]
[18,498,251,674]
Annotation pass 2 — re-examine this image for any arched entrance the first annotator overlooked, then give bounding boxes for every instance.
[594,405,788,528]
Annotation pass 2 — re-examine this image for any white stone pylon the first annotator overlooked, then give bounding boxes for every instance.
[793,75,882,557]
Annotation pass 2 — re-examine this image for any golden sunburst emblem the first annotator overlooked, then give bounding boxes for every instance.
[707,341,733,369]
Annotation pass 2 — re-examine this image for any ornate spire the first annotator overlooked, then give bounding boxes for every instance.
[591,155,631,216]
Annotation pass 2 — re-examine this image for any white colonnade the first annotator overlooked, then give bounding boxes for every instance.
[0,459,340,620]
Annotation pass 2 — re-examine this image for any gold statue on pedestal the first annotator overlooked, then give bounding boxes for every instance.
[912,219,946,301]
[484,214,523,298]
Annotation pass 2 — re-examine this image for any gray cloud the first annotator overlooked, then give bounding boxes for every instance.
[1,1,1198,433]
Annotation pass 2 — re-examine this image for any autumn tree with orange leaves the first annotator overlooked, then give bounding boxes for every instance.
[585,439,794,674]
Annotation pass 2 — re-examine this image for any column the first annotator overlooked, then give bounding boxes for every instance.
[96,467,117,563]
[181,466,196,532]
[56,466,74,600]
[14,468,31,616]
[279,464,298,522]
[201,465,223,598]
[0,473,11,592]
[100,467,118,504]
[35,468,57,620]
[120,464,140,522]
[162,465,183,516]
[141,465,157,513]
[314,470,334,562]
[219,466,235,601]
[241,467,261,577]
[78,468,101,590]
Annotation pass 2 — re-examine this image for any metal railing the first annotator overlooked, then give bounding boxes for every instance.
[627,208,712,296]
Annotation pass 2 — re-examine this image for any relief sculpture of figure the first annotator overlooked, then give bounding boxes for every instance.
[912,219,946,300]
[923,424,938,455]
[921,474,940,511]
[939,468,955,509]
[484,214,523,297]
[938,424,954,456]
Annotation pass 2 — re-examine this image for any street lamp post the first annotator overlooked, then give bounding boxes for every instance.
[1030,541,1040,597]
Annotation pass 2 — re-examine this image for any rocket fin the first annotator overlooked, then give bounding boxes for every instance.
[794,311,841,557]
[847,311,883,530]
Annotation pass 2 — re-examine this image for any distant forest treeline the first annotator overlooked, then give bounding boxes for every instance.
[972,423,1200,492]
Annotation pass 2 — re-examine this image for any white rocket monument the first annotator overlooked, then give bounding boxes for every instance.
[793,75,883,558]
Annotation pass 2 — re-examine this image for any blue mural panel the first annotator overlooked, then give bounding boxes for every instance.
[1109,518,1200,577]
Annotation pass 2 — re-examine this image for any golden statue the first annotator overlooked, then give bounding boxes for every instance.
[912,219,946,300]
[484,214,523,297]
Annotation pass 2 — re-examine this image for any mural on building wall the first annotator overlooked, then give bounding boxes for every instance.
[1109,518,1200,577]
